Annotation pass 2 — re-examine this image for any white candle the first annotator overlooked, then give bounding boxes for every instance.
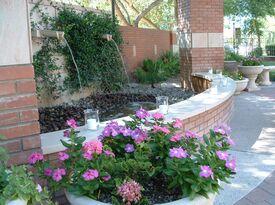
[87,119,97,130]
[159,105,168,114]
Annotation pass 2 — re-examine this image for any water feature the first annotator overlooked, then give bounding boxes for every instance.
[63,37,83,90]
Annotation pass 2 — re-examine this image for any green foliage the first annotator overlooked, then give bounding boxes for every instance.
[266,45,275,56]
[242,56,263,66]
[31,3,126,96]
[135,52,180,87]
[224,49,244,62]
[135,59,166,88]
[0,141,54,205]
[222,70,244,80]
[250,47,263,57]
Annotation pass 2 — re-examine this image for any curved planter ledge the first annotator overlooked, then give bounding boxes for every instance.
[41,73,236,155]
[65,191,216,205]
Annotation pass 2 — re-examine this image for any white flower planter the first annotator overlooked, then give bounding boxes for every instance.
[238,65,263,91]
[65,191,216,205]
[234,78,249,95]
[6,199,27,205]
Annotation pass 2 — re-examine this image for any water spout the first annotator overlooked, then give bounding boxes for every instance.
[32,30,83,89]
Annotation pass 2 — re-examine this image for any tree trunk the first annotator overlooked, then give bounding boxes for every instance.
[133,0,163,27]
[109,0,130,26]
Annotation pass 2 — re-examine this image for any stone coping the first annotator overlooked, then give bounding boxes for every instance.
[41,73,236,155]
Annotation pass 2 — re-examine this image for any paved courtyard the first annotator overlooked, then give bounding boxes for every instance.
[214,83,275,205]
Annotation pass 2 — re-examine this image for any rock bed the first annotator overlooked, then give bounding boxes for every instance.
[39,86,194,133]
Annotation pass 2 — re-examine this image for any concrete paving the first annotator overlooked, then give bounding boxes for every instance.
[214,83,275,205]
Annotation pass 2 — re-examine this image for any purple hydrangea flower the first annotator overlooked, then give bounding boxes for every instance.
[125,144,135,153]
[131,128,148,144]
[185,130,199,139]
[120,127,132,137]
[135,108,149,119]
[225,159,236,171]
[169,148,188,158]
[199,165,214,179]
[216,151,228,161]
[214,123,231,135]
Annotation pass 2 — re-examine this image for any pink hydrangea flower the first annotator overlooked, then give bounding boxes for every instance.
[102,175,112,181]
[170,133,182,142]
[173,118,183,128]
[52,168,66,182]
[82,169,99,181]
[227,136,235,146]
[152,112,164,120]
[135,108,150,119]
[44,168,53,176]
[216,151,228,161]
[58,152,69,161]
[169,148,188,158]
[84,140,103,155]
[199,165,214,179]
[28,152,44,164]
[63,130,70,137]
[185,130,199,139]
[66,119,77,128]
[225,159,236,171]
[153,125,170,134]
[117,180,142,204]
[104,150,115,157]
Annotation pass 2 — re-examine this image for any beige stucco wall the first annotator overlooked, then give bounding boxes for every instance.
[0,0,32,66]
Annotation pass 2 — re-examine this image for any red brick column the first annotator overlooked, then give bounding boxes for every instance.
[178,0,224,76]
[0,65,41,164]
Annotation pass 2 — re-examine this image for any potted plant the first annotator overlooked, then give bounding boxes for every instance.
[238,57,264,91]
[222,70,248,95]
[0,137,54,205]
[224,49,244,72]
[30,109,236,205]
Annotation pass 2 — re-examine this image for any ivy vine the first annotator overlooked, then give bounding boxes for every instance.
[31,1,126,98]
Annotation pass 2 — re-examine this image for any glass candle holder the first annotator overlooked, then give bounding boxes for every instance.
[84,109,99,130]
[156,96,169,114]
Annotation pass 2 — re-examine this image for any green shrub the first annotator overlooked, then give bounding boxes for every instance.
[242,57,263,66]
[222,69,244,81]
[250,47,263,57]
[135,59,167,88]
[224,50,244,62]
[160,51,180,77]
[266,45,275,56]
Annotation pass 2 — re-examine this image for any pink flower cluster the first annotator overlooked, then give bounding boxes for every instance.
[82,169,99,181]
[117,180,142,205]
[52,168,66,182]
[153,125,170,134]
[58,152,69,161]
[67,119,77,128]
[170,133,182,142]
[173,118,183,128]
[169,147,188,159]
[28,152,44,164]
[185,130,200,139]
[135,108,150,119]
[83,140,103,160]
[199,165,214,179]
[214,123,231,135]
[152,112,164,120]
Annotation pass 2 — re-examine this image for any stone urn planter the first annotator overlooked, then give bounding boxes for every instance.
[6,199,27,205]
[238,65,264,91]
[65,191,216,205]
[234,78,249,95]
[260,66,275,86]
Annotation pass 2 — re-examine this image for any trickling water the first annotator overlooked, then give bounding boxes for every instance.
[111,39,130,85]
[63,37,83,90]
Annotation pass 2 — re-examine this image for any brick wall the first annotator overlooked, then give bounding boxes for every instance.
[178,0,224,73]
[120,26,176,74]
[0,65,41,165]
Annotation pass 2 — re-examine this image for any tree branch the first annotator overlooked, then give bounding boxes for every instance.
[117,0,131,24]
[123,0,160,29]
[133,0,163,27]
[109,0,130,26]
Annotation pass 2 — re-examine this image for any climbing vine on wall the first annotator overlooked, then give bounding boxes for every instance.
[31,1,125,98]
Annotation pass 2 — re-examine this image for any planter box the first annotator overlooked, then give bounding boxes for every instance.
[6,199,27,205]
[65,191,216,205]
[238,65,264,91]
[234,78,248,95]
